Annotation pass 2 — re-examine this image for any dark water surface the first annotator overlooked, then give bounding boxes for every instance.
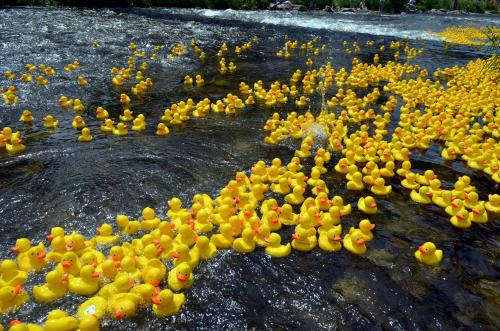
[0,7,499,330]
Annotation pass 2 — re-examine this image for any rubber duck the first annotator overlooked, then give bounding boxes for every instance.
[469,205,488,223]
[350,219,376,241]
[32,269,68,303]
[232,228,256,253]
[167,197,186,221]
[68,265,100,296]
[458,175,475,193]
[43,115,59,129]
[380,161,395,177]
[109,293,141,320]
[318,228,342,252]
[44,310,79,331]
[78,127,93,142]
[346,172,364,191]
[343,229,367,255]
[396,160,412,177]
[174,224,197,247]
[414,242,443,266]
[130,283,156,308]
[7,321,43,331]
[72,116,85,129]
[0,260,27,288]
[77,296,108,321]
[332,196,351,216]
[132,116,146,131]
[195,75,204,86]
[358,196,378,214]
[115,214,140,235]
[78,315,99,331]
[401,173,420,190]
[410,186,433,204]
[152,289,185,317]
[140,207,161,231]
[18,245,46,272]
[211,223,234,249]
[194,209,213,233]
[265,233,291,258]
[279,203,298,225]
[417,170,437,186]
[450,209,471,228]
[113,122,128,136]
[98,274,134,300]
[371,177,392,195]
[46,236,67,262]
[285,186,305,205]
[485,194,500,214]
[451,180,467,200]
[167,262,193,292]
[156,123,169,136]
[291,227,316,252]
[19,110,34,123]
[100,119,115,133]
[444,199,464,216]
[140,261,165,287]
[119,109,134,122]
[183,75,193,85]
[6,136,25,153]
[295,142,312,158]
[0,285,28,314]
[73,99,85,112]
[94,224,119,245]
[192,235,217,260]
[95,106,109,120]
[171,244,199,268]
[56,252,81,276]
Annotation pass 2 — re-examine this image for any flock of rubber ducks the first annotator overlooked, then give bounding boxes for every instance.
[1,28,499,330]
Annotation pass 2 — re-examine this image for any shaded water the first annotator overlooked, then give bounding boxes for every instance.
[0,7,499,330]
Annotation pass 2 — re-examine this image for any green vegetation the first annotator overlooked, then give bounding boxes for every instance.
[1,0,497,12]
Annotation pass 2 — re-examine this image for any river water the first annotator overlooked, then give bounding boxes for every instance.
[0,6,499,330]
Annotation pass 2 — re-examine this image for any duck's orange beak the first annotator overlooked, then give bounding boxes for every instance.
[357,238,366,245]
[96,227,101,234]
[177,274,187,283]
[61,273,69,281]
[14,284,22,294]
[10,246,20,254]
[150,280,160,287]
[418,246,425,254]
[92,272,100,279]
[38,251,46,260]
[334,236,342,242]
[114,309,124,320]
[9,320,22,328]
[370,202,377,208]
[291,233,299,240]
[47,234,54,241]
[152,296,161,305]
[370,224,376,230]
[62,261,72,269]
[171,251,180,259]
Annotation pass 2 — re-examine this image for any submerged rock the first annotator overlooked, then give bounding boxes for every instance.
[269,1,307,11]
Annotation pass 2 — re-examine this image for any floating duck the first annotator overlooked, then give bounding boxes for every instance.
[167,262,193,292]
[77,296,108,321]
[468,205,488,223]
[6,135,25,153]
[318,228,342,252]
[350,219,375,241]
[141,207,160,231]
[265,233,291,258]
[152,289,185,317]
[401,173,420,190]
[343,229,367,255]
[113,122,128,136]
[485,194,500,214]
[7,320,44,331]
[100,119,115,133]
[415,242,443,266]
[115,214,141,235]
[370,177,392,195]
[285,186,305,205]
[450,209,471,228]
[56,251,81,276]
[192,236,217,260]
[0,285,29,314]
[291,227,316,252]
[120,109,134,122]
[346,172,364,190]
[46,236,67,262]
[95,224,119,245]
[18,245,46,272]
[96,106,109,120]
[68,265,100,296]
[19,110,34,123]
[410,186,433,204]
[44,310,79,331]
[358,196,378,214]
[156,123,169,136]
[0,260,27,287]
[78,127,93,142]
[171,244,199,268]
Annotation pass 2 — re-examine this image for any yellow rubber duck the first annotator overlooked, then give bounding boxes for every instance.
[73,99,85,112]
[96,106,109,120]
[415,242,443,266]
[109,293,141,320]
[77,296,108,321]
[232,228,256,253]
[410,186,433,204]
[167,262,193,292]
[350,219,375,241]
[78,127,93,142]
[152,289,185,317]
[469,205,488,223]
[195,75,204,86]
[171,244,199,268]
[485,194,500,214]
[132,116,146,131]
[210,223,234,249]
[318,228,342,252]
[183,75,193,85]
[119,109,134,122]
[44,115,60,128]
[156,123,170,136]
[68,265,100,296]
[343,229,367,255]
[401,173,420,190]
[346,172,364,190]
[192,236,217,260]
[450,209,471,228]
[95,224,119,245]
[7,321,43,331]
[141,207,160,231]
[18,245,46,272]
[19,110,34,123]
[32,269,68,303]
[115,214,140,235]
[0,285,28,314]
[291,227,316,252]
[370,177,392,195]
[445,199,464,216]
[44,310,79,331]
[78,315,99,331]
[113,122,128,136]
[285,186,305,205]
[6,135,25,153]
[358,196,378,214]
[46,236,67,262]
[100,119,115,133]
[265,233,291,258]
[98,274,134,300]
[396,160,412,177]
[0,260,27,287]
[56,251,81,276]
